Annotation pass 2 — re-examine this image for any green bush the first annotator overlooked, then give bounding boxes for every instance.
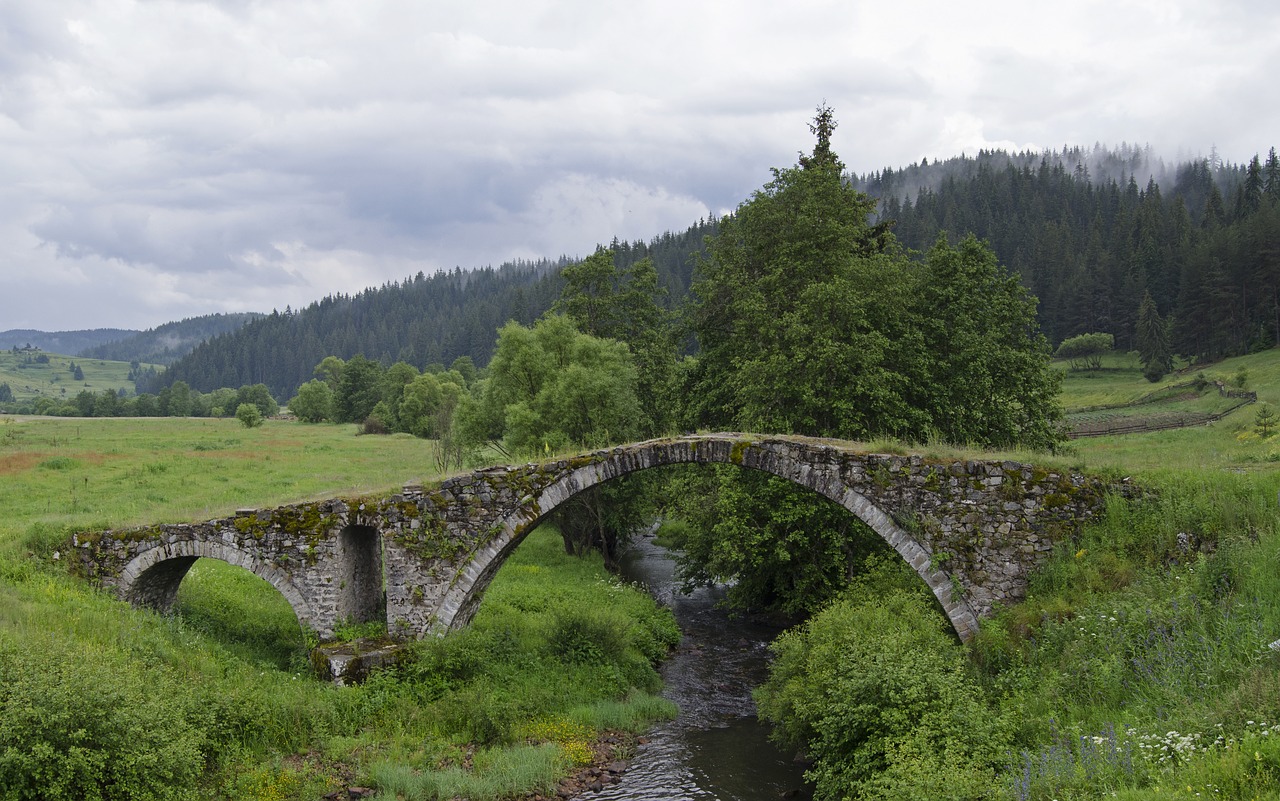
[0,638,205,801]
[235,403,263,428]
[756,590,1004,800]
[547,607,630,665]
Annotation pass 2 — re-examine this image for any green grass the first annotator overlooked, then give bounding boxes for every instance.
[1054,350,1169,409]
[0,416,443,560]
[11,352,1280,800]
[1052,349,1280,473]
[0,349,147,402]
[968,468,1280,799]
[0,416,677,800]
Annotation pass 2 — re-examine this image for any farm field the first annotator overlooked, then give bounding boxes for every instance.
[0,349,146,402]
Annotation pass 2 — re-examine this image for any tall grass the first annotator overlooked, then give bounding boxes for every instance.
[0,417,678,799]
[976,469,1280,800]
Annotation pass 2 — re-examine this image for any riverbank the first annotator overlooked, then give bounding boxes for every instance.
[750,468,1280,800]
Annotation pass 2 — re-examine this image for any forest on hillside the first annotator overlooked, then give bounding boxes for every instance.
[145,142,1279,402]
[82,312,263,366]
[144,224,717,401]
[864,145,1280,355]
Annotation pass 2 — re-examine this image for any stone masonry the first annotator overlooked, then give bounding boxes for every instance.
[71,433,1118,643]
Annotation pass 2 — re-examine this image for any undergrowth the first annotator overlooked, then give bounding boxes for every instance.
[757,469,1280,800]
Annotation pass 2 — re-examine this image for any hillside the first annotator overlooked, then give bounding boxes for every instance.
[0,328,137,354]
[0,350,145,404]
[858,147,1280,351]
[150,220,716,400]
[144,144,1277,403]
[1056,347,1280,472]
[79,312,263,365]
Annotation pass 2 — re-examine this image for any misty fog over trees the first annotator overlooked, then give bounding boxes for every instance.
[138,142,1279,402]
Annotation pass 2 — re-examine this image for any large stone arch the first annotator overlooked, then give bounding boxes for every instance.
[433,440,981,642]
[117,540,316,632]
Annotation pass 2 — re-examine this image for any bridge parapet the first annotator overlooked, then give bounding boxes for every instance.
[73,434,1120,645]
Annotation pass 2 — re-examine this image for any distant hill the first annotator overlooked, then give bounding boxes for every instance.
[79,312,264,365]
[0,349,140,404]
[0,328,137,355]
[151,221,716,400]
[152,141,1280,401]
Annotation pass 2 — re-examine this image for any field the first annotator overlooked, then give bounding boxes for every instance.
[1053,349,1280,473]
[5,348,1280,799]
[0,417,677,800]
[0,349,145,401]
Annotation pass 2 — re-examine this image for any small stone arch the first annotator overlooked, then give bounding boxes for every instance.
[117,540,316,632]
[434,441,981,642]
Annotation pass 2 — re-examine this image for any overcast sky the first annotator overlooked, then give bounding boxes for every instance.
[4,0,1279,332]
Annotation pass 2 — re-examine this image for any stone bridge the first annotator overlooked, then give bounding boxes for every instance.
[71,433,1117,644]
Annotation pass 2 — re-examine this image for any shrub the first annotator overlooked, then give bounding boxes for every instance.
[235,403,263,429]
[755,590,1005,800]
[547,608,629,666]
[0,638,205,801]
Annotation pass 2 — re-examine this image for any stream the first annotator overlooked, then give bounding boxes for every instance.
[579,531,814,801]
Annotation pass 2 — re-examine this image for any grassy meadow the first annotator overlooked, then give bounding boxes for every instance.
[5,347,1280,799]
[1058,349,1280,473]
[0,416,677,800]
[0,350,144,402]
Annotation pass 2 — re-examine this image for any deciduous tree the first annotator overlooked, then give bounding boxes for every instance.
[235,402,264,428]
[289,379,334,423]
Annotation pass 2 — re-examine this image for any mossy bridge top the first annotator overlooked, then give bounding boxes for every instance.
[70,433,1116,644]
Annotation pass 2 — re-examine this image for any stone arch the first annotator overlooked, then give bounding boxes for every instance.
[435,441,981,642]
[117,540,316,632]
[336,524,384,625]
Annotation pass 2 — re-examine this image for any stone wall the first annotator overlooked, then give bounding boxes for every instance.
[72,433,1120,644]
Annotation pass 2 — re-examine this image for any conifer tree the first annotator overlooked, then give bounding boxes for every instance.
[1136,290,1173,382]
[1255,402,1277,437]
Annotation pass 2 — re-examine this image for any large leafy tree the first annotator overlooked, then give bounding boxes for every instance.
[556,247,678,436]
[453,315,645,561]
[688,105,910,439]
[288,379,334,423]
[676,107,1062,614]
[666,466,888,614]
[690,106,1060,446]
[912,234,1062,449]
[455,315,642,457]
[333,355,384,424]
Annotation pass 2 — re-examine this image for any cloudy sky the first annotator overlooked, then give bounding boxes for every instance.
[4,0,1279,332]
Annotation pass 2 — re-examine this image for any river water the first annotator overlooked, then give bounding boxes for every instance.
[580,532,814,801]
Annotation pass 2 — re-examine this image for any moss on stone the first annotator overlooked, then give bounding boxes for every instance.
[1042,492,1071,509]
[232,515,268,537]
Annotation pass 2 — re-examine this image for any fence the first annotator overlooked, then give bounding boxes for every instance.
[1068,395,1257,439]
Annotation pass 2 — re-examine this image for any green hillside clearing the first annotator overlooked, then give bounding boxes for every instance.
[0,349,150,403]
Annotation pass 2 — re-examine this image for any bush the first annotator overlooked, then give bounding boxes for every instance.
[0,638,205,801]
[755,591,1004,800]
[235,403,263,428]
[547,607,630,665]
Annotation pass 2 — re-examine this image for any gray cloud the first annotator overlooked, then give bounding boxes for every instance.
[3,0,1279,331]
